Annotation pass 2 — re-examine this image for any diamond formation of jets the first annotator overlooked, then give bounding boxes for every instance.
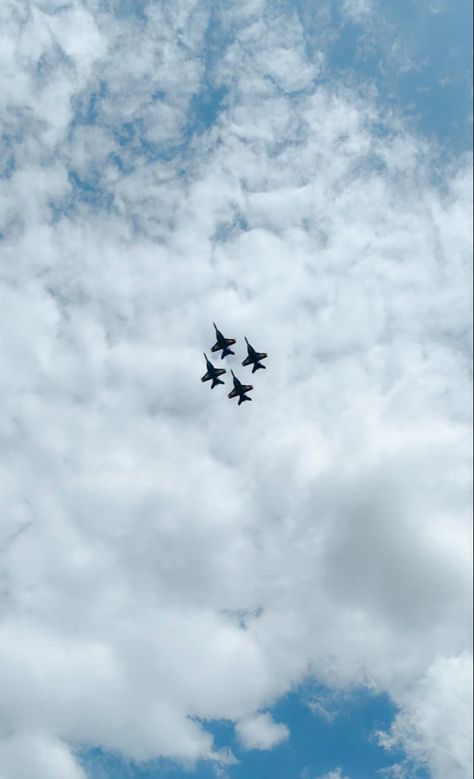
[202,324,267,406]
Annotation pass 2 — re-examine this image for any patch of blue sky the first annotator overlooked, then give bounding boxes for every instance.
[71,81,109,129]
[325,0,473,152]
[152,89,167,102]
[100,111,185,165]
[187,84,228,136]
[0,149,15,180]
[183,10,231,139]
[212,213,249,244]
[103,0,148,21]
[110,118,179,163]
[109,151,135,175]
[46,157,115,222]
[79,687,430,779]
[114,120,138,148]
[0,117,34,180]
[46,170,114,219]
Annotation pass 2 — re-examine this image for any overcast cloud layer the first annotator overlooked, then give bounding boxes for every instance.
[0,1,472,778]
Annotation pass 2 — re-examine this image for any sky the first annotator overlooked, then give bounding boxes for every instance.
[0,2,472,779]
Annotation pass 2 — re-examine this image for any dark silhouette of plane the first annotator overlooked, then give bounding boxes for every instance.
[228,370,253,405]
[201,353,226,388]
[211,322,236,359]
[242,337,268,373]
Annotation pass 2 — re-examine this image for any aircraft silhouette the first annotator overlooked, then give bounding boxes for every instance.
[211,322,236,359]
[228,370,253,406]
[242,337,268,373]
[201,353,226,389]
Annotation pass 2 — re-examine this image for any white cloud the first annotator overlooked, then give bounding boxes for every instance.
[0,732,86,779]
[0,1,472,778]
[315,769,350,779]
[0,2,106,146]
[236,712,289,750]
[377,654,473,779]
[341,0,372,23]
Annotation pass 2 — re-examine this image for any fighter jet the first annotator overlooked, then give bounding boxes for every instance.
[211,322,236,359]
[228,370,253,406]
[201,353,226,389]
[242,337,268,373]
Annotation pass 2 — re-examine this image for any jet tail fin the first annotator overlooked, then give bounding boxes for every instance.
[252,362,266,373]
[221,348,235,359]
[238,394,252,405]
[211,377,225,389]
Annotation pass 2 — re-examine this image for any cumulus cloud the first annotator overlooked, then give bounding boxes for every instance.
[236,712,289,750]
[0,732,86,779]
[0,1,471,778]
[377,654,473,779]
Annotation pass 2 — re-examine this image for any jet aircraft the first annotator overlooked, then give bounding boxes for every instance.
[211,322,236,359]
[242,337,268,373]
[228,370,253,405]
[201,353,226,389]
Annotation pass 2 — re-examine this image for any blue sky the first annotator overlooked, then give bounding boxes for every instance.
[326,0,472,151]
[0,2,472,779]
[81,687,431,779]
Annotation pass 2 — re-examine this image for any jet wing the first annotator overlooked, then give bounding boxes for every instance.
[228,388,239,399]
[242,356,253,366]
[242,384,253,393]
[201,372,211,382]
